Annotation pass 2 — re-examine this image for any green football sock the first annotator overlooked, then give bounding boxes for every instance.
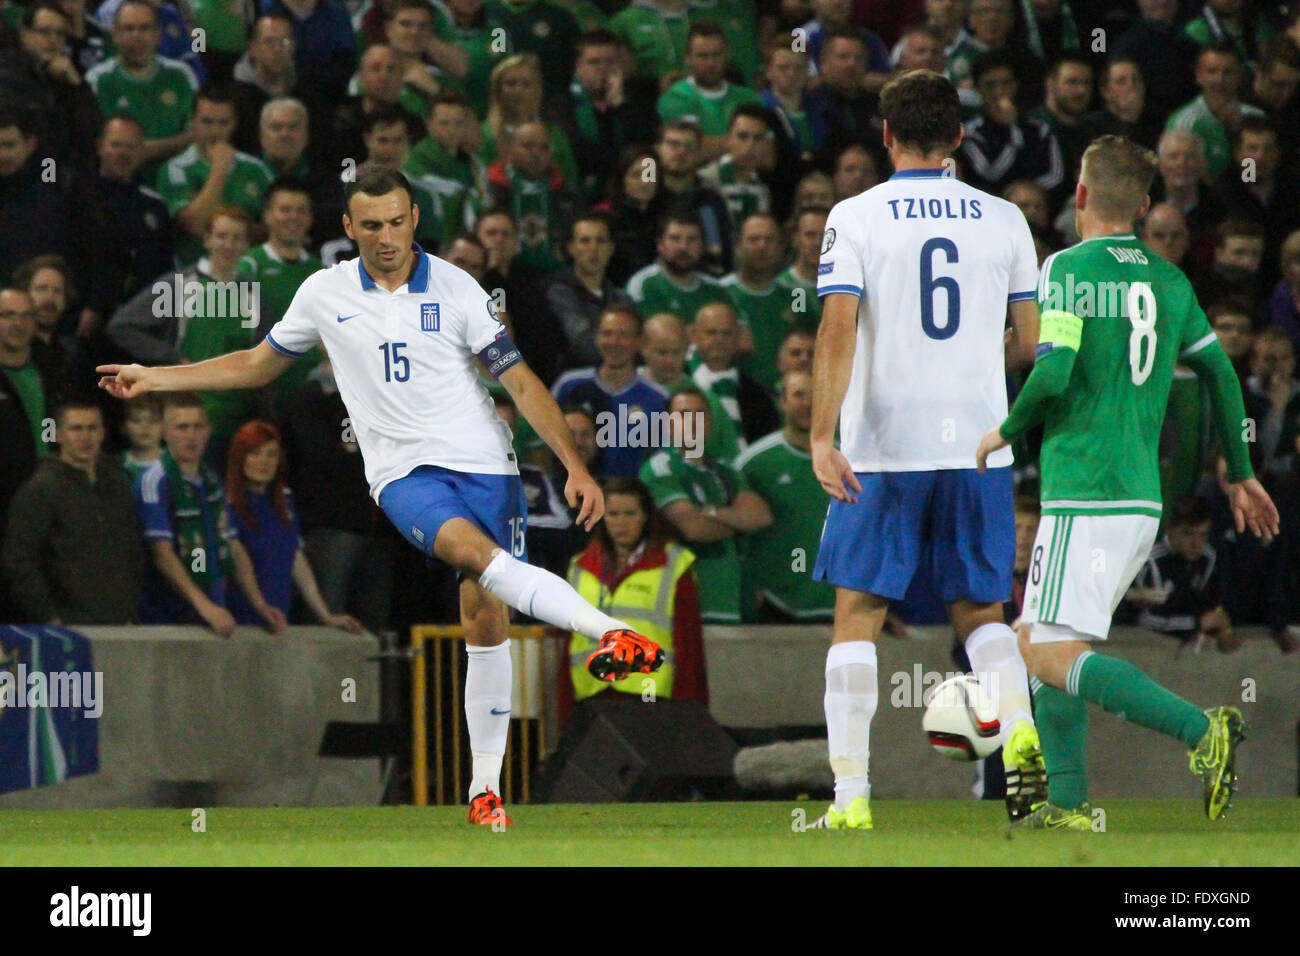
[1070,651,1209,748]
[1032,680,1088,809]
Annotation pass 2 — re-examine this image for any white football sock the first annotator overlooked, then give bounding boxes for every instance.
[465,640,512,800]
[825,640,877,811]
[478,550,625,639]
[964,622,1033,733]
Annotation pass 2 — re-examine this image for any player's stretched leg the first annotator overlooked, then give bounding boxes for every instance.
[1021,513,1246,822]
[379,464,663,682]
[458,577,514,826]
[950,601,1045,822]
[809,588,882,830]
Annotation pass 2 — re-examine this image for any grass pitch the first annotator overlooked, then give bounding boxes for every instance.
[4,799,1299,866]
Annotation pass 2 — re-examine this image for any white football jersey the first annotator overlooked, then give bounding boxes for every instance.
[817,169,1038,471]
[266,249,518,501]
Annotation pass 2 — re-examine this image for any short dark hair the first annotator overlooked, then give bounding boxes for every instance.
[569,212,612,241]
[879,70,961,154]
[264,176,312,207]
[819,28,865,59]
[1047,51,1093,81]
[971,49,1018,86]
[385,0,435,22]
[53,398,103,424]
[1198,38,1241,67]
[0,107,38,139]
[427,89,469,116]
[13,254,71,294]
[656,208,702,241]
[687,18,726,48]
[193,83,236,113]
[362,106,413,139]
[1259,34,1300,71]
[727,102,772,132]
[1013,494,1041,518]
[1233,114,1277,149]
[668,384,711,408]
[343,165,414,216]
[249,10,293,41]
[575,28,623,57]
[1216,217,1265,246]
[1167,496,1211,530]
[1206,297,1254,325]
[163,392,207,415]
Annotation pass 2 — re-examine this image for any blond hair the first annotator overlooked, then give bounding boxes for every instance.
[1079,135,1158,220]
[485,54,543,154]
[1280,228,1300,269]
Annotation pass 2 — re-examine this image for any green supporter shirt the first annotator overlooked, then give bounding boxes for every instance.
[735,431,832,620]
[657,78,762,137]
[187,0,248,54]
[610,1,689,80]
[1003,234,1251,519]
[486,0,580,97]
[176,264,262,439]
[1165,96,1266,179]
[404,138,484,246]
[86,56,198,142]
[774,265,822,328]
[724,273,815,391]
[440,12,508,115]
[639,446,747,622]
[626,264,727,326]
[236,243,325,400]
[1184,15,1272,66]
[3,364,48,458]
[158,145,274,266]
[699,155,770,233]
[689,0,761,85]
[563,0,607,31]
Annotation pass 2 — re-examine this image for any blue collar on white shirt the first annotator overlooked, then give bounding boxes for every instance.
[358,243,430,293]
[889,168,948,179]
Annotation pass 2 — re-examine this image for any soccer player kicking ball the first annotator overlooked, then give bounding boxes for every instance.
[99,168,664,826]
[811,70,1047,830]
[976,136,1279,830]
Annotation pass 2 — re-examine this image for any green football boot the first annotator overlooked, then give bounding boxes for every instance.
[809,797,873,830]
[1012,801,1093,831]
[1002,720,1049,823]
[1189,706,1246,821]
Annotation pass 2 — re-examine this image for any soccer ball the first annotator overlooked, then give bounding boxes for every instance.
[922,675,1001,761]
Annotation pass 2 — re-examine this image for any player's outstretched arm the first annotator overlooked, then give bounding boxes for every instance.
[499,362,604,530]
[1004,298,1041,372]
[97,340,295,399]
[811,292,862,503]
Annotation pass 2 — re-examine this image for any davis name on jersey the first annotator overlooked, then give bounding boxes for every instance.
[265,247,518,501]
[817,169,1038,471]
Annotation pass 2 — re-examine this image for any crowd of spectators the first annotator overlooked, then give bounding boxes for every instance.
[3,0,1300,676]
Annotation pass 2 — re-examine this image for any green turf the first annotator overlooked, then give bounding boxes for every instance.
[4,800,1299,865]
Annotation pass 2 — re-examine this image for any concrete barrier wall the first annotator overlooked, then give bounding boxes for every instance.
[705,625,1300,799]
[0,627,381,809]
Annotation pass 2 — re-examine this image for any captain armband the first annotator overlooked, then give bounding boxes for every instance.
[1035,309,1082,359]
[476,331,522,379]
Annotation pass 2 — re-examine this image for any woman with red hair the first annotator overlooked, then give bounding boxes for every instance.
[225,421,363,633]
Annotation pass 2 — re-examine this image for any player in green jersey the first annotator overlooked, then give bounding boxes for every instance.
[977,136,1280,829]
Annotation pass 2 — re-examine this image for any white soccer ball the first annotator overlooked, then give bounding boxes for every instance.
[922,675,1002,762]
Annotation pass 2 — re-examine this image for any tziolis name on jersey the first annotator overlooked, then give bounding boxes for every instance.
[595,408,705,459]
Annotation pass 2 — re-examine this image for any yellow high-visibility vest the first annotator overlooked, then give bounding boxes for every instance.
[568,543,695,702]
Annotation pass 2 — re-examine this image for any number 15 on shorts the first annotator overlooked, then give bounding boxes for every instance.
[508,517,525,557]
